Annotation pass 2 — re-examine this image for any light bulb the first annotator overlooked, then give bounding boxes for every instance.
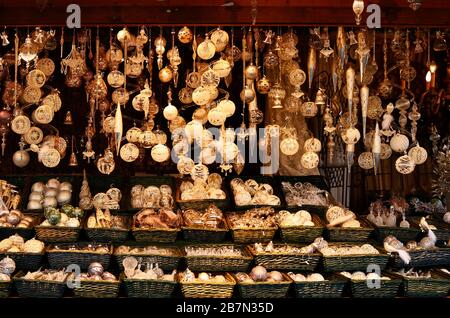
[430,61,437,73]
[352,0,365,25]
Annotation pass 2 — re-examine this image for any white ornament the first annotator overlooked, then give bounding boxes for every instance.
[408,144,428,165]
[390,133,409,153]
[304,137,322,153]
[163,103,178,121]
[301,151,319,169]
[358,152,374,170]
[151,144,170,162]
[395,155,416,174]
[280,138,299,156]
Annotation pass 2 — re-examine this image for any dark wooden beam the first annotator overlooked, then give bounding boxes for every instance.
[0,5,449,27]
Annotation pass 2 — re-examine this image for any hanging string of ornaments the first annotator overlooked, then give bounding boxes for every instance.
[0,22,447,177]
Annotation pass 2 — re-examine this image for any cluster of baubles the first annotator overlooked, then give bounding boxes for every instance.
[27,179,73,210]
[0,235,44,254]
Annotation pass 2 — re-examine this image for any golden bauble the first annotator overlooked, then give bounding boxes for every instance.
[178,27,193,44]
[159,67,173,83]
[163,103,178,121]
[245,64,259,80]
[256,76,271,94]
[240,87,256,103]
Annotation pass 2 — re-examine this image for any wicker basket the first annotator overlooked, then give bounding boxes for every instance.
[410,217,450,242]
[366,217,420,243]
[122,274,178,298]
[322,244,389,272]
[0,214,40,240]
[13,272,67,298]
[248,245,321,271]
[176,177,229,210]
[233,273,292,298]
[85,215,130,243]
[392,270,450,297]
[132,227,180,243]
[345,272,402,298]
[279,214,325,243]
[114,246,183,271]
[0,280,11,298]
[46,243,113,270]
[390,246,450,268]
[35,224,81,243]
[226,216,277,244]
[0,252,44,271]
[292,274,346,298]
[326,217,374,242]
[182,226,229,243]
[180,272,236,298]
[185,245,253,272]
[73,279,120,298]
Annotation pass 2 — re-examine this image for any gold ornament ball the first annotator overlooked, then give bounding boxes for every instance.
[240,87,256,103]
[245,64,259,80]
[158,67,173,83]
[163,104,178,121]
[151,144,170,163]
[256,76,271,94]
[13,150,30,168]
[178,27,193,44]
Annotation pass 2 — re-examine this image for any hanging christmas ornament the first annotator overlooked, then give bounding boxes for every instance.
[210,28,229,52]
[114,103,123,156]
[358,152,374,170]
[307,47,316,91]
[151,144,170,162]
[346,66,356,124]
[408,143,428,165]
[197,34,216,60]
[360,85,369,140]
[217,99,236,118]
[341,126,361,172]
[120,143,139,162]
[300,101,318,118]
[395,154,416,175]
[301,151,319,169]
[97,149,115,175]
[154,32,166,70]
[178,26,193,44]
[372,122,381,174]
[212,58,231,78]
[380,143,392,160]
[11,114,31,135]
[280,138,299,156]
[390,133,410,153]
[304,137,322,153]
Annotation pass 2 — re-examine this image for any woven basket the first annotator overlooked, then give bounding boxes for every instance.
[74,279,120,298]
[182,226,228,243]
[132,227,180,243]
[390,247,450,268]
[0,280,11,298]
[279,214,325,243]
[346,272,402,298]
[0,214,40,240]
[322,244,389,272]
[392,270,450,297]
[122,274,178,298]
[85,215,130,243]
[248,245,320,271]
[114,247,183,271]
[185,245,253,272]
[226,216,277,244]
[410,217,450,242]
[326,217,374,242]
[176,177,229,210]
[234,273,292,298]
[180,273,236,298]
[292,274,346,298]
[47,244,113,270]
[13,272,66,298]
[35,225,81,243]
[0,252,44,271]
[365,217,420,243]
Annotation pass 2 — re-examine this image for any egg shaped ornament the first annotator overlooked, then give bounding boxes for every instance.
[197,36,216,60]
[280,138,299,156]
[126,127,142,143]
[178,27,193,44]
[159,67,173,83]
[0,257,16,275]
[304,137,322,153]
[207,108,226,126]
[408,144,428,165]
[390,133,410,153]
[163,102,178,121]
[380,143,392,160]
[151,144,170,163]
[245,64,259,81]
[192,86,211,106]
[88,262,104,276]
[210,29,229,52]
[256,76,271,94]
[217,99,236,118]
[341,127,361,145]
[240,86,256,104]
[13,149,30,168]
[301,151,320,169]
[300,101,318,118]
[358,152,375,170]
[212,59,231,78]
[395,154,416,175]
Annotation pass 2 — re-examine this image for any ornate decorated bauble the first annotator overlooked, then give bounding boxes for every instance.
[42,93,62,112]
[120,143,139,162]
[358,151,374,169]
[111,88,129,105]
[11,115,31,135]
[201,69,220,87]
[26,69,46,88]
[301,151,319,169]
[23,126,43,145]
[280,138,299,156]
[196,129,214,148]
[197,37,216,60]
[250,109,264,124]
[36,57,55,77]
[139,130,157,148]
[102,116,115,134]
[154,129,168,145]
[163,103,178,121]
[304,137,322,153]
[169,116,186,133]
[190,163,209,181]
[212,59,231,78]
[32,104,54,124]
[159,67,173,83]
[186,71,201,89]
[22,86,42,104]
[132,94,150,112]
[151,144,170,162]
[192,86,211,106]
[256,76,271,94]
[395,154,416,174]
[178,27,193,44]
[193,108,208,125]
[178,87,193,104]
[390,133,409,153]
[173,154,192,173]
[185,120,203,142]
[107,70,125,88]
[210,29,229,52]
[41,147,61,168]
[284,96,300,113]
[408,144,428,165]
[88,262,104,276]
[300,101,318,118]
[341,127,361,145]
[240,86,256,103]
[217,99,235,117]
[13,150,30,167]
[245,64,259,80]
[288,68,306,87]
[207,108,226,126]
[380,143,392,160]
